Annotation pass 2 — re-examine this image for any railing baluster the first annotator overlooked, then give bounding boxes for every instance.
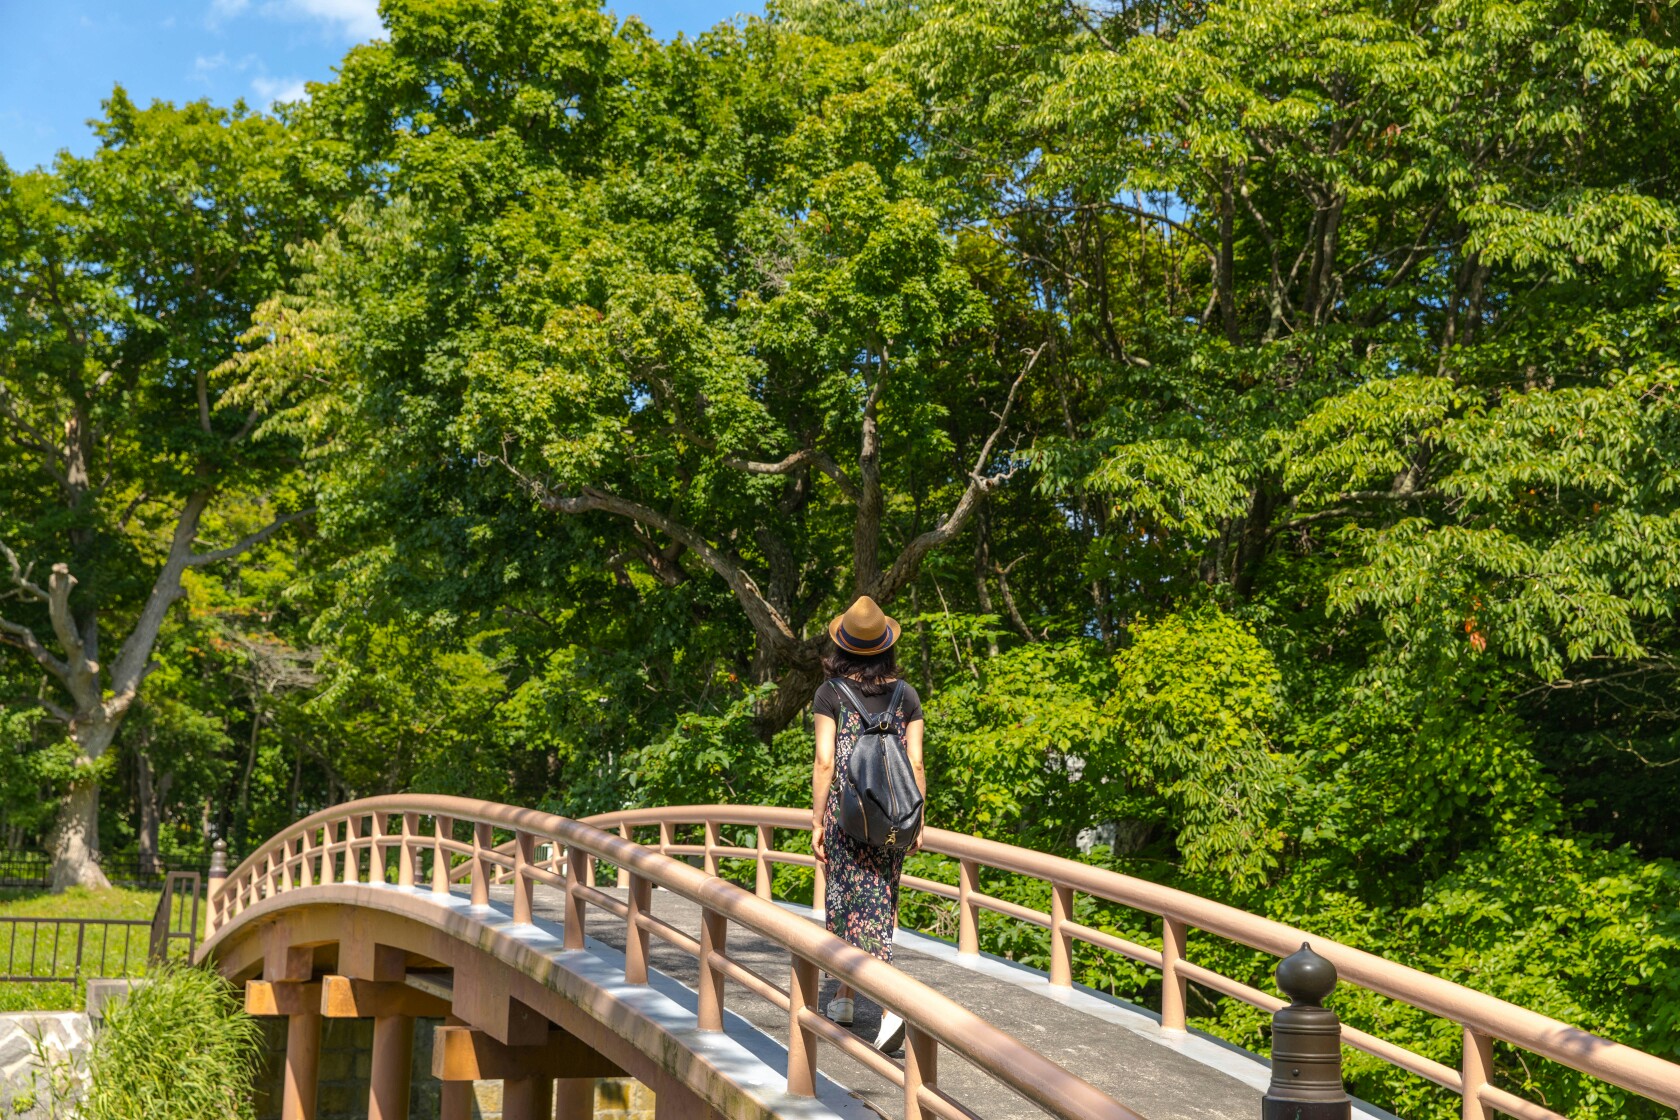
[399,813,419,888]
[617,824,632,888]
[471,822,492,907]
[697,908,727,1031]
[659,820,675,856]
[703,820,721,876]
[787,956,819,1097]
[904,1024,938,1120]
[1050,882,1074,987]
[513,831,535,925]
[564,845,587,950]
[1161,917,1189,1035]
[372,812,391,884]
[755,824,773,900]
[1462,1027,1493,1120]
[343,816,361,884]
[625,872,651,984]
[432,815,453,896]
[957,858,980,955]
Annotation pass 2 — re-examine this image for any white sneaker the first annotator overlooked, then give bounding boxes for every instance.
[825,997,854,1025]
[875,1010,906,1052]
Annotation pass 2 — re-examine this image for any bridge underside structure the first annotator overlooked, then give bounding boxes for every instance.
[197,799,1680,1120]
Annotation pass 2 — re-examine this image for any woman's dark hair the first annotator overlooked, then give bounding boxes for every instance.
[822,645,899,695]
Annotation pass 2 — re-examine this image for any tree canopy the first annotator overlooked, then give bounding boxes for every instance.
[4,0,1680,1112]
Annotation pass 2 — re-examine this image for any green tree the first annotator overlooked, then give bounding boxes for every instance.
[0,93,316,887]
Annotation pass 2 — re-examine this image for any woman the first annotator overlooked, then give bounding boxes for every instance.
[810,595,926,1053]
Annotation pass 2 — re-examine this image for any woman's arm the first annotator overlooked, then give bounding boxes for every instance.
[906,718,926,852]
[812,713,837,864]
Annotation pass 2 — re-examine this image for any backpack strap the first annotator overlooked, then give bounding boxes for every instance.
[832,678,905,732]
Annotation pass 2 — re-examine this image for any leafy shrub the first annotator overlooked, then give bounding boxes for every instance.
[84,965,265,1120]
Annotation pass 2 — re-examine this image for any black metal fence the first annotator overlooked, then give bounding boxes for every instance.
[0,871,201,986]
[0,849,210,890]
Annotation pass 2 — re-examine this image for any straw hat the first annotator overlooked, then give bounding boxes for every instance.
[827,595,902,655]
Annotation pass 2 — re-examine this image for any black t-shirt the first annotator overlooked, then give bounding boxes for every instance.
[812,678,924,725]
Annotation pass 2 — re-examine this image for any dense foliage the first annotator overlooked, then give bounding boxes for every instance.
[84,965,266,1120]
[5,0,1680,1114]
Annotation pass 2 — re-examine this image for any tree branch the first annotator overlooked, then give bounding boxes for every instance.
[539,485,804,657]
[724,448,860,503]
[872,345,1043,603]
[185,508,315,568]
[0,540,73,685]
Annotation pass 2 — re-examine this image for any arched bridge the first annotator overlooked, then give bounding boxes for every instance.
[196,798,1680,1120]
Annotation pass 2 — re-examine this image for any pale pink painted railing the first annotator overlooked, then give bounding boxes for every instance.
[578,805,1680,1120]
[204,796,1140,1120]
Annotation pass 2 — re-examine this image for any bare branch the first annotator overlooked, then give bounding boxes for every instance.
[874,345,1043,602]
[0,539,71,682]
[186,508,315,568]
[724,448,860,503]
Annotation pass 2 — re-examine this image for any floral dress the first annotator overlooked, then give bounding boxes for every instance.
[821,685,913,962]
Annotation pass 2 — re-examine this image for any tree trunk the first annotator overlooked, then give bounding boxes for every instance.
[50,778,110,891]
[136,752,172,875]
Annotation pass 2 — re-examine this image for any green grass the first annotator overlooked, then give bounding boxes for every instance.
[0,887,165,1012]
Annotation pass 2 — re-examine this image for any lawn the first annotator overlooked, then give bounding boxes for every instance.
[0,887,166,1012]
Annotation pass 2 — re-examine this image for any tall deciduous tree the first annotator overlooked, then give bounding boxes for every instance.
[229,2,1054,736]
[0,92,315,888]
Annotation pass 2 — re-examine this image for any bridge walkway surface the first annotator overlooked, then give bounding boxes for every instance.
[545,883,1386,1120]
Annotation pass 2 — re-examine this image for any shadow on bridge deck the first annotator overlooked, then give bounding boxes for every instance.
[553,885,1397,1120]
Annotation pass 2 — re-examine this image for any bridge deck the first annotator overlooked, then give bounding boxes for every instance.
[521,883,1371,1120]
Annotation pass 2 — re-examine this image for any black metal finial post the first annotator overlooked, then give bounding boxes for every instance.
[209,838,228,878]
[1262,943,1351,1120]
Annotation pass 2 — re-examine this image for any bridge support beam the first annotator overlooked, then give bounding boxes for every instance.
[245,983,324,1120]
[555,1078,594,1120]
[503,1076,552,1120]
[369,1012,415,1120]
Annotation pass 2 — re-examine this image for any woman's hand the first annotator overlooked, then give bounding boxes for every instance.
[812,821,827,864]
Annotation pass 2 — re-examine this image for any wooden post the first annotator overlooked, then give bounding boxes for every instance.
[398,813,419,888]
[513,831,535,925]
[280,1008,321,1120]
[1050,882,1074,987]
[755,824,774,899]
[957,858,979,955]
[503,1076,553,1120]
[432,816,452,896]
[703,820,722,876]
[555,1078,595,1120]
[343,816,361,884]
[204,839,227,942]
[1461,1027,1493,1120]
[625,873,652,984]
[904,1024,938,1120]
[471,822,492,907]
[565,845,588,950]
[697,908,727,1031]
[787,957,819,1096]
[368,1013,414,1120]
[617,824,632,889]
[1161,917,1189,1035]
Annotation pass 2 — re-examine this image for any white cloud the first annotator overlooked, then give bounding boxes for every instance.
[206,0,250,27]
[193,52,229,78]
[251,76,310,106]
[267,0,383,40]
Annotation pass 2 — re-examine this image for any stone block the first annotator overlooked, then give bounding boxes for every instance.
[85,978,148,1023]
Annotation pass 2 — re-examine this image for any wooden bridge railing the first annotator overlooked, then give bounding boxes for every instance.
[576,805,1680,1120]
[205,796,1140,1120]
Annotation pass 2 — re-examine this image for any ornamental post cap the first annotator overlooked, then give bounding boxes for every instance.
[1277,942,1338,1007]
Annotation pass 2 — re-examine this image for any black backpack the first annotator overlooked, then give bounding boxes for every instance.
[833,679,924,849]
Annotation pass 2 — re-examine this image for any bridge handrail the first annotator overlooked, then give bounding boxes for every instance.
[207,795,1140,1120]
[581,805,1680,1120]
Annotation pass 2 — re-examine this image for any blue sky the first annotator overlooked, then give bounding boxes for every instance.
[0,1,750,172]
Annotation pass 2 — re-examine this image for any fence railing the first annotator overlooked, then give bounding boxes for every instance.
[0,870,200,986]
[576,805,1680,1120]
[0,849,207,890]
[205,796,1142,1120]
